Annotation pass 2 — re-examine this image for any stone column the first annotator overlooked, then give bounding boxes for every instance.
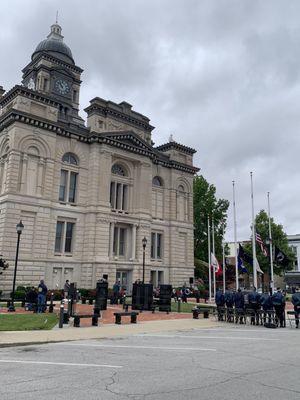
[36,158,45,196]
[109,222,115,258]
[20,154,28,193]
[131,224,137,260]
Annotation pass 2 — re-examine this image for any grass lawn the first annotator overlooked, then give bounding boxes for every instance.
[171,301,213,313]
[0,313,58,331]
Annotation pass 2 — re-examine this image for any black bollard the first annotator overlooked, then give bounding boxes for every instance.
[59,304,64,328]
[74,315,80,327]
[193,308,199,319]
[49,292,54,313]
[92,315,98,326]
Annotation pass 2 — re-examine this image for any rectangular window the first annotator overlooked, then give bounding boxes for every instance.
[55,220,75,254]
[110,181,128,211]
[157,233,162,259]
[55,221,64,253]
[113,226,127,257]
[68,172,77,203]
[73,90,77,102]
[65,222,74,253]
[151,232,163,260]
[151,232,156,258]
[59,170,68,202]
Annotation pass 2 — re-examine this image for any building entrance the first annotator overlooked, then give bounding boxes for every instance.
[116,270,132,294]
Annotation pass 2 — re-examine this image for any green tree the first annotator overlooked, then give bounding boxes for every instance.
[193,175,229,280]
[244,210,295,275]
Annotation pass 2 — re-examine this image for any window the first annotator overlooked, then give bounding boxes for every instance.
[73,90,77,102]
[62,153,78,165]
[113,226,127,257]
[177,184,188,221]
[152,176,163,187]
[151,232,163,259]
[59,153,79,203]
[110,163,129,212]
[55,221,75,254]
[112,164,126,176]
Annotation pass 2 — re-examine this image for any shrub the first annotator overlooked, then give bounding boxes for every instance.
[46,290,63,301]
[12,290,26,300]
[78,288,89,298]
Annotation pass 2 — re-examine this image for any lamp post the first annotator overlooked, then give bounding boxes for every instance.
[142,237,147,284]
[8,220,24,312]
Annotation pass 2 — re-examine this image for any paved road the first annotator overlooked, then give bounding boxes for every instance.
[0,325,299,399]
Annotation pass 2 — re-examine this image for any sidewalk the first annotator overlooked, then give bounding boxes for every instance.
[0,318,218,347]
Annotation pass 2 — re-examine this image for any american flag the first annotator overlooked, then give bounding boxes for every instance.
[255,232,268,257]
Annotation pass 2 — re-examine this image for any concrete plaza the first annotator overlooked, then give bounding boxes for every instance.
[0,324,299,399]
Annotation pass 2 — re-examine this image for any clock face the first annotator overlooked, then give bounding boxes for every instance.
[55,79,70,95]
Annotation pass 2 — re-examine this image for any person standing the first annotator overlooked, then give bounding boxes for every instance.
[272,288,285,327]
[224,289,234,322]
[64,280,70,299]
[234,288,245,324]
[248,287,261,325]
[112,280,120,305]
[215,288,225,321]
[260,291,272,325]
[37,279,48,313]
[291,288,300,328]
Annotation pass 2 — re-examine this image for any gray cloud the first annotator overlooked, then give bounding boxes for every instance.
[1,0,299,240]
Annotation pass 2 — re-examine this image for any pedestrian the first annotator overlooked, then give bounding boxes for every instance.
[248,287,261,325]
[64,279,70,299]
[26,287,37,312]
[112,280,120,305]
[272,288,285,328]
[260,291,273,325]
[37,279,48,313]
[224,288,234,322]
[215,288,225,321]
[291,287,300,328]
[234,288,245,324]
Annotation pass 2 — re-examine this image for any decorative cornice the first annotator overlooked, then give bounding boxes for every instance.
[156,141,196,155]
[0,110,199,174]
[22,52,83,74]
[85,98,154,133]
[0,85,60,108]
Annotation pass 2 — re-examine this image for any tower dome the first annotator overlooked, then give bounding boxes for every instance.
[32,23,74,64]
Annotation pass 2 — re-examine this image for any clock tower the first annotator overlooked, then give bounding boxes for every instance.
[22,23,84,126]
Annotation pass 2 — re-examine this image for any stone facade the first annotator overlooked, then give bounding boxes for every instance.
[0,23,198,293]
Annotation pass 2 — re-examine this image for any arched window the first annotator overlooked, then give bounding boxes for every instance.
[152,176,164,219]
[110,163,130,211]
[152,176,163,187]
[62,152,78,165]
[112,163,126,176]
[59,153,79,203]
[177,184,188,221]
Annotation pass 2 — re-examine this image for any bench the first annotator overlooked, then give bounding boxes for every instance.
[73,314,98,327]
[192,306,213,319]
[114,311,139,325]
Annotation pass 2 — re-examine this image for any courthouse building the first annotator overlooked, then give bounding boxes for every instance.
[0,23,198,292]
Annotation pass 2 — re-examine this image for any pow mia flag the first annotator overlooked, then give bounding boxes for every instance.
[275,245,289,267]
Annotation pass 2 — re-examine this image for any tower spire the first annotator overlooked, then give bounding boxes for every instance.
[56,10,58,24]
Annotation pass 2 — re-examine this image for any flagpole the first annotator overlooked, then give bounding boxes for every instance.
[232,180,239,290]
[212,217,216,298]
[267,192,274,294]
[250,172,257,289]
[208,215,212,302]
[222,223,226,294]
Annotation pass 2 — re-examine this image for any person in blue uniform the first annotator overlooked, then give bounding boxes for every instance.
[215,288,225,321]
[248,287,261,325]
[234,288,245,324]
[291,288,300,328]
[272,288,285,327]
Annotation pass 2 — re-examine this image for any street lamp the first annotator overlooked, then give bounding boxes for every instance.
[8,220,24,312]
[142,237,147,284]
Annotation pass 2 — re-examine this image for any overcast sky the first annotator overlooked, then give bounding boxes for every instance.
[1,0,299,240]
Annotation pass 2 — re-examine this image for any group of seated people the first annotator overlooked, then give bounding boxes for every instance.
[215,287,300,328]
